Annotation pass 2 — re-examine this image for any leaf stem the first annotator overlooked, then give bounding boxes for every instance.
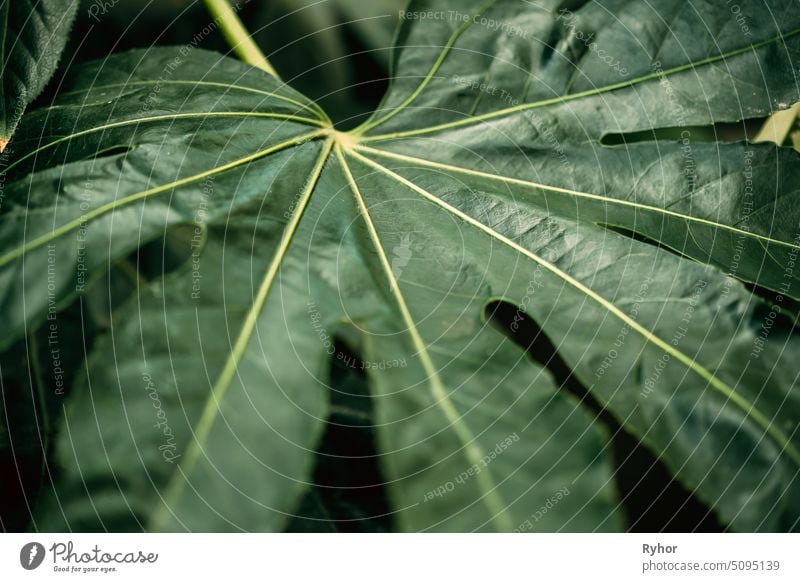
[202,0,280,79]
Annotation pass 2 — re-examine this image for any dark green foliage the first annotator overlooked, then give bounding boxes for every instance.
[1,0,799,532]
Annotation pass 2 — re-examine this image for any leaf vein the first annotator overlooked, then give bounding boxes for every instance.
[348,148,800,469]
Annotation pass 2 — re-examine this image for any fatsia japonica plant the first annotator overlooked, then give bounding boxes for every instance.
[1,0,799,533]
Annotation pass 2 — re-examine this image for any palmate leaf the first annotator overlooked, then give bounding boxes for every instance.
[1,0,799,531]
[0,0,77,149]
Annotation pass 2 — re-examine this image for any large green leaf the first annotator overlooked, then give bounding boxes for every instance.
[2,0,800,531]
[0,0,77,149]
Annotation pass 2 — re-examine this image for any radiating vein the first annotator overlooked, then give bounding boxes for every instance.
[354,144,797,251]
[337,145,513,532]
[360,27,800,142]
[353,0,499,135]
[151,138,334,531]
[2,111,327,176]
[56,80,329,122]
[347,148,800,469]
[0,129,325,269]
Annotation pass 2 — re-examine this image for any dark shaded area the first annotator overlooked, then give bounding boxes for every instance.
[287,339,393,532]
[0,338,47,532]
[82,144,137,161]
[557,0,593,11]
[133,225,200,281]
[595,222,690,260]
[0,299,103,532]
[541,0,594,68]
[484,300,725,533]
[745,282,800,327]
[600,120,763,146]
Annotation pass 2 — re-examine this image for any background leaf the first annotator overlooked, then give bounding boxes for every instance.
[0,0,77,148]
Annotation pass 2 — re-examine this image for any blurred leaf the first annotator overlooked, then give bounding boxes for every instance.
[250,0,402,124]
